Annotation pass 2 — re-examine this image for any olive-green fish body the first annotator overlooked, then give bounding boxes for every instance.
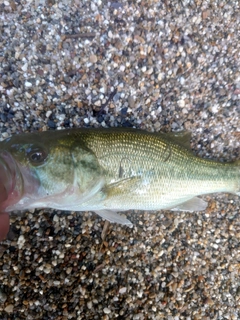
[0,129,239,225]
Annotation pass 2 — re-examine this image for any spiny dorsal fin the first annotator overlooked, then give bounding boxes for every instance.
[163,131,192,150]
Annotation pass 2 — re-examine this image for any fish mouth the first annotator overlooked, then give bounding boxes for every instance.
[0,151,23,211]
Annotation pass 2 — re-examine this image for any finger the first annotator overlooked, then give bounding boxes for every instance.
[0,212,10,241]
[0,184,8,203]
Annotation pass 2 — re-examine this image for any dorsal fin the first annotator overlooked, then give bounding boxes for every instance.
[163,131,192,150]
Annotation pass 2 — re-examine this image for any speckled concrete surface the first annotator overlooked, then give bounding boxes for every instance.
[0,0,240,319]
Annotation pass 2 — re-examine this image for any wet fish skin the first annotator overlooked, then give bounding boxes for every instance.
[0,128,239,225]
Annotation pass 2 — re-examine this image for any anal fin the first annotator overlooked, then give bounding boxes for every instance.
[171,197,208,212]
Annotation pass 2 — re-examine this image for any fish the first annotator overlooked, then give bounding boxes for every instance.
[0,128,239,226]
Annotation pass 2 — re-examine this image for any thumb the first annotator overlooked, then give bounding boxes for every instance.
[0,212,10,241]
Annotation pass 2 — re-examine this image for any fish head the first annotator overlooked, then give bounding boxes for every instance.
[0,131,85,212]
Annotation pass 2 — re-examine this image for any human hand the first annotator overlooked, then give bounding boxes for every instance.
[0,212,9,241]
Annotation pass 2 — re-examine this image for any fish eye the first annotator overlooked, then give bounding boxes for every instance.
[27,147,48,166]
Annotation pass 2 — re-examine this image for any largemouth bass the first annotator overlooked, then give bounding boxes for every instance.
[0,128,239,226]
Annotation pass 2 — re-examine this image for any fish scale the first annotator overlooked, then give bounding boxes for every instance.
[0,128,239,225]
[77,130,239,211]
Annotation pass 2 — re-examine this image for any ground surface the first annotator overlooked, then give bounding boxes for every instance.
[0,0,240,319]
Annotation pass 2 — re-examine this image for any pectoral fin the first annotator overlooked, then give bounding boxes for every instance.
[106,176,142,196]
[171,197,208,212]
[95,210,133,226]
